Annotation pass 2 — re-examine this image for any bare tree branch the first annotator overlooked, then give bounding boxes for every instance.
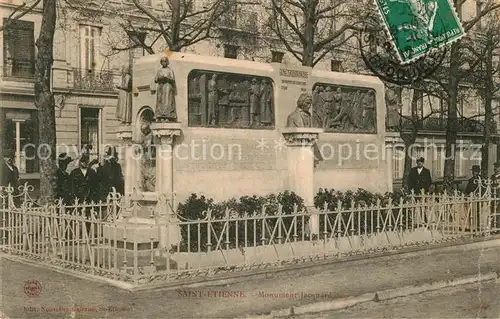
[0,0,43,32]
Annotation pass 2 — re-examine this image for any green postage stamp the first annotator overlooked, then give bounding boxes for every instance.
[374,0,465,64]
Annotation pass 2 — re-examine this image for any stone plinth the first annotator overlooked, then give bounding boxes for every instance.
[151,122,182,203]
[282,127,323,235]
[116,125,140,195]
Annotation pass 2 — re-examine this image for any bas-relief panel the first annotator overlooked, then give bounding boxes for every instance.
[187,70,275,129]
[312,83,377,134]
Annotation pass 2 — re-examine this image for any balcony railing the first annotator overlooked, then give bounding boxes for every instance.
[3,58,35,79]
[387,117,495,134]
[217,10,259,34]
[73,68,116,92]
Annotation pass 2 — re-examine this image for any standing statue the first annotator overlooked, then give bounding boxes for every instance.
[286,93,312,128]
[249,78,261,126]
[207,74,218,125]
[260,79,273,125]
[150,56,177,122]
[116,65,133,124]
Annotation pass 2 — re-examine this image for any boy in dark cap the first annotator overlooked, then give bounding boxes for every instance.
[408,157,432,194]
[56,153,73,204]
[70,155,99,204]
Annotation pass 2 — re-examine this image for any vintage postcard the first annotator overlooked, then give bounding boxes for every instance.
[1,0,499,318]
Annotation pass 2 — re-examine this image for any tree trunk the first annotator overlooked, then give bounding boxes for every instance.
[301,1,316,67]
[481,41,494,178]
[169,0,181,51]
[34,0,57,204]
[443,41,460,190]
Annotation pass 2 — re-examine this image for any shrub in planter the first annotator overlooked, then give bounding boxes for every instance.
[176,191,306,252]
[314,188,415,236]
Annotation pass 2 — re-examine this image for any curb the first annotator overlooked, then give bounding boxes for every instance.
[246,272,499,318]
[0,253,134,290]
[2,236,500,292]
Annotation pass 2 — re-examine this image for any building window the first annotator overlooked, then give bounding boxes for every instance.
[223,44,239,59]
[393,146,405,180]
[79,107,101,156]
[79,25,102,72]
[331,59,342,72]
[455,147,465,177]
[435,147,445,178]
[1,109,39,174]
[2,19,35,78]
[412,146,425,165]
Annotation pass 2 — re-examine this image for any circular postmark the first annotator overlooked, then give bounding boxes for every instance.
[358,13,448,85]
[24,280,42,297]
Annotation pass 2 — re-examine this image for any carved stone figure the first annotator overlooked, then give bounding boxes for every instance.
[351,91,365,129]
[286,93,312,128]
[150,56,177,122]
[312,86,324,128]
[207,74,218,125]
[330,91,357,130]
[139,121,156,192]
[116,65,133,124]
[249,78,261,125]
[321,86,335,128]
[260,79,273,125]
[363,92,377,131]
[386,88,401,129]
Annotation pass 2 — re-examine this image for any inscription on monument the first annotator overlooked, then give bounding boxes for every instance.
[312,83,377,134]
[187,70,274,129]
[279,68,309,92]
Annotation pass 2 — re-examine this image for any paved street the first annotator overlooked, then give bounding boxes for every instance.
[293,280,500,319]
[1,242,500,318]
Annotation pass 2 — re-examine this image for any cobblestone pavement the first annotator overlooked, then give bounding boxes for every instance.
[292,280,500,319]
[1,243,500,318]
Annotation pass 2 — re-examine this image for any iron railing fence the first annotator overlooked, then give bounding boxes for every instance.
[1,181,499,284]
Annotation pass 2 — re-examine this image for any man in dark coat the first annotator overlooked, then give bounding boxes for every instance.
[70,155,99,204]
[408,157,432,194]
[465,165,483,196]
[56,153,73,205]
[96,147,124,201]
[1,149,20,193]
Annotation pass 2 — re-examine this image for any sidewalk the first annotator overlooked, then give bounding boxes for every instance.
[1,238,500,319]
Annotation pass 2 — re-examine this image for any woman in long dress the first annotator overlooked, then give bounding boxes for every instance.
[116,65,132,124]
[150,56,177,122]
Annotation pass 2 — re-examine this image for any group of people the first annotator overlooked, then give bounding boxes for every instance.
[407,156,500,196]
[57,146,124,205]
[1,146,124,205]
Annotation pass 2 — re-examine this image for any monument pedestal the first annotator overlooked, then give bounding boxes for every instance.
[282,127,323,235]
[151,122,182,204]
[108,123,182,253]
[151,122,182,251]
